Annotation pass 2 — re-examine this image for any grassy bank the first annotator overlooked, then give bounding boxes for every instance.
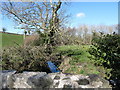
[1,33,24,48]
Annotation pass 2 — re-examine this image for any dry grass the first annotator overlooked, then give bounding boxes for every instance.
[24,34,39,46]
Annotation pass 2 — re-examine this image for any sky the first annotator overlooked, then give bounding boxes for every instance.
[0,2,118,34]
[67,2,118,27]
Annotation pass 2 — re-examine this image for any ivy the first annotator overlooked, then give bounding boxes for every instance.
[89,33,120,80]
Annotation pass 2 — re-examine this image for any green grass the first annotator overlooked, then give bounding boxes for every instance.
[1,33,24,48]
[56,45,104,76]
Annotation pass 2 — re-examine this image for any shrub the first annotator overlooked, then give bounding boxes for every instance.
[89,33,120,80]
[24,33,62,47]
[24,30,83,47]
[1,46,63,73]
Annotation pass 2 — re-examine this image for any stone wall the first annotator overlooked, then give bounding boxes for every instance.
[0,70,112,89]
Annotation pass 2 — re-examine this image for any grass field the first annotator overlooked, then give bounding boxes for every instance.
[0,33,24,48]
[55,45,105,76]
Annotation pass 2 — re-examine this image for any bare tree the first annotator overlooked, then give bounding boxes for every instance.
[1,0,68,43]
[1,0,69,54]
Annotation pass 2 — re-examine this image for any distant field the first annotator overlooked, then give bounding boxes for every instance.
[0,32,24,48]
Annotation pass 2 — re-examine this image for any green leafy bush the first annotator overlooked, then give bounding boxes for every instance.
[89,33,120,79]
